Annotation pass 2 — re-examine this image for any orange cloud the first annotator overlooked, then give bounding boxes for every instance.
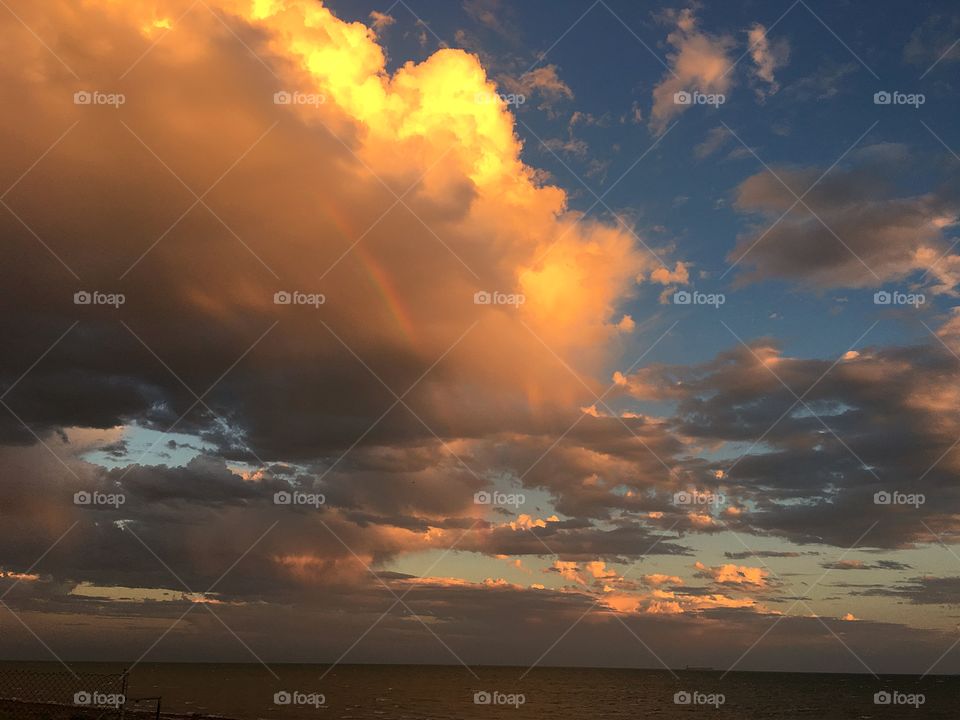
[649,9,734,133]
[694,561,769,587]
[642,573,683,587]
[0,0,678,459]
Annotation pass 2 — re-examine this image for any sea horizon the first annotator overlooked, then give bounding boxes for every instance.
[1,661,957,718]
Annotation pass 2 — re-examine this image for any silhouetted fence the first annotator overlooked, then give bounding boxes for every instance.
[0,668,160,720]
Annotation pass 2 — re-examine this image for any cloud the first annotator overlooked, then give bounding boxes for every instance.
[0,0,957,671]
[0,0,669,463]
[821,559,912,571]
[612,325,960,548]
[782,60,857,101]
[615,314,636,333]
[4,561,957,672]
[649,261,690,285]
[746,23,789,98]
[499,65,574,113]
[368,10,395,34]
[937,307,960,353]
[903,15,960,67]
[649,9,735,134]
[858,576,960,605]
[728,144,960,291]
[693,126,730,159]
[694,561,770,588]
[463,0,516,41]
[724,550,818,560]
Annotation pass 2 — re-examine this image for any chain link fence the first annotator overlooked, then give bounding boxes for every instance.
[0,668,159,720]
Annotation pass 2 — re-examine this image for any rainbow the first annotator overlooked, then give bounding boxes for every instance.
[320,198,419,344]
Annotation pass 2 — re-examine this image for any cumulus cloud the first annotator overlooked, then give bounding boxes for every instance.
[0,0,672,463]
[649,9,735,134]
[694,561,770,588]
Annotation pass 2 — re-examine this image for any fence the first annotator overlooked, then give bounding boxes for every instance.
[0,668,160,720]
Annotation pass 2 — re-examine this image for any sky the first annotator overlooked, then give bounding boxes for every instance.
[1,0,960,677]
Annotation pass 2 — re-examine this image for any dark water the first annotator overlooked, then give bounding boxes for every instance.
[1,662,957,718]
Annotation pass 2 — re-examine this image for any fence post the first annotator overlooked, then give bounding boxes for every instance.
[120,668,128,720]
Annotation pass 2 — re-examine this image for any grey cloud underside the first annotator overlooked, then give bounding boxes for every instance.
[727,145,960,289]
[3,572,958,673]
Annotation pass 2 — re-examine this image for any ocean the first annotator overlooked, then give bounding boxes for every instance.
[1,662,957,718]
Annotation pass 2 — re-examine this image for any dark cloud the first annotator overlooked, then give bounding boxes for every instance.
[727,144,960,291]
[821,559,912,571]
[615,338,960,548]
[858,576,960,605]
[724,550,818,560]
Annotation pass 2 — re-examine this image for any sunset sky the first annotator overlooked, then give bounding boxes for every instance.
[2,0,960,676]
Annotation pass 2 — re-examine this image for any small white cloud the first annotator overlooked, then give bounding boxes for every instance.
[747,23,790,99]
